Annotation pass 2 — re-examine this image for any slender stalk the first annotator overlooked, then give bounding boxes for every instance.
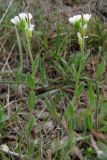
[81,35,85,55]
[15,26,23,72]
[24,34,35,159]
[25,33,33,64]
[94,80,100,128]
[28,110,32,160]
[72,26,85,108]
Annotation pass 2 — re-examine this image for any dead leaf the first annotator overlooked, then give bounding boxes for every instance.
[91,129,107,140]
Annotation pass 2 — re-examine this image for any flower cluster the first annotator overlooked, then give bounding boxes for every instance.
[69,14,91,31]
[69,14,91,51]
[11,13,34,37]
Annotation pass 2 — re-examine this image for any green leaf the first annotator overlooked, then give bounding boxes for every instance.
[0,105,8,124]
[76,83,84,97]
[45,98,60,123]
[26,73,35,89]
[88,83,96,108]
[26,116,36,136]
[32,54,40,76]
[96,60,106,80]
[28,91,36,111]
[65,103,75,133]
[16,70,24,83]
[39,56,47,84]
[85,108,93,130]
[28,141,35,159]
[100,102,107,118]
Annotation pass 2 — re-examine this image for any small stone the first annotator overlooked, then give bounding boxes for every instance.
[37,111,49,120]
[0,144,9,152]
[44,121,54,131]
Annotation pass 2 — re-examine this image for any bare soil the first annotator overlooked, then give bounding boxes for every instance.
[30,0,93,21]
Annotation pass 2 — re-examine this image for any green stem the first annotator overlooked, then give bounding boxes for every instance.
[72,34,85,107]
[28,111,32,160]
[25,33,33,64]
[24,32,36,160]
[94,80,100,128]
[81,35,85,55]
[15,26,23,72]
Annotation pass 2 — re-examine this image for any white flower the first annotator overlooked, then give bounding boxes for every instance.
[11,16,20,25]
[69,15,81,24]
[29,24,35,31]
[69,14,91,25]
[11,12,33,25]
[18,13,33,21]
[69,14,91,37]
[83,14,91,22]
[69,14,91,51]
[77,32,83,47]
[77,32,82,40]
[11,12,34,34]
[26,13,32,20]
[77,32,88,39]
[19,13,27,20]
[77,32,88,48]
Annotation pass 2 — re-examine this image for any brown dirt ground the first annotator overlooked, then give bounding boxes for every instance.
[28,0,94,21]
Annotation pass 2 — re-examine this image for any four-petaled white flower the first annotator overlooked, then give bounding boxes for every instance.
[11,12,34,37]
